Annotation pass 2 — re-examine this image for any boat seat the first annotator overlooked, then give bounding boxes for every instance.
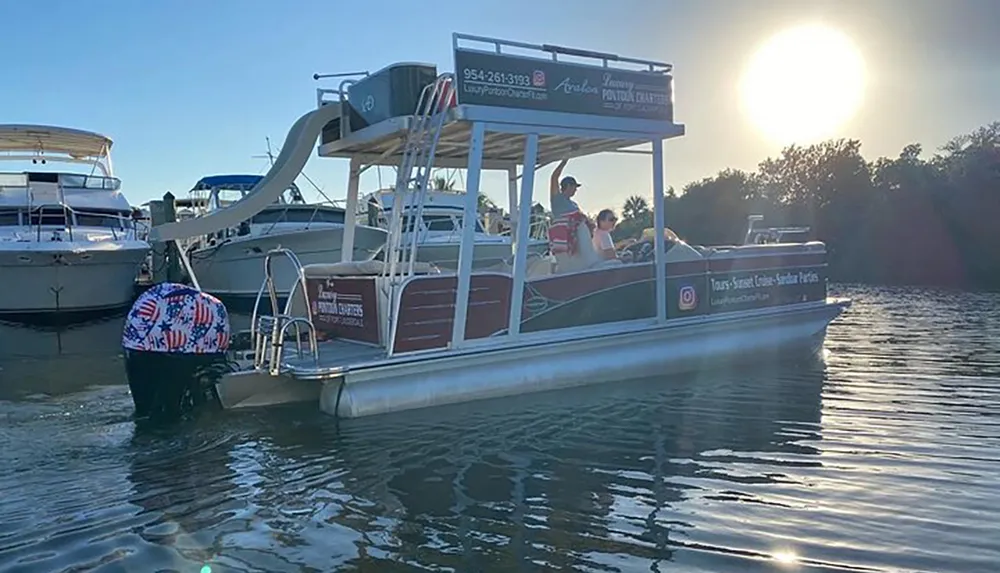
[302,260,440,278]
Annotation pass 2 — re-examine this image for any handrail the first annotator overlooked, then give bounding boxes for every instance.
[405,75,456,277]
[452,33,672,73]
[250,247,318,375]
[18,203,143,243]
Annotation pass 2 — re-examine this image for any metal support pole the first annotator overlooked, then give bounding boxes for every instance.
[342,157,362,262]
[450,122,487,348]
[507,134,538,337]
[652,138,667,323]
[506,165,519,240]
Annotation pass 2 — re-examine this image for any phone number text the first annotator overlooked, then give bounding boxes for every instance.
[461,67,533,87]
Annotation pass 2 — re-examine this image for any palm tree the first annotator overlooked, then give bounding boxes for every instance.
[622,195,650,220]
[432,176,455,190]
[478,193,498,213]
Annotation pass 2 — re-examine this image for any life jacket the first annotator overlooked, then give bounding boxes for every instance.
[548,211,593,256]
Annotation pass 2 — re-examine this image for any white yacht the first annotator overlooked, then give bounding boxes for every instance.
[185,174,386,300]
[363,188,549,270]
[0,124,149,316]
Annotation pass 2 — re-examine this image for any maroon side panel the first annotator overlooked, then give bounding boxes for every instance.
[708,252,826,272]
[393,275,512,353]
[523,260,707,310]
[388,248,827,352]
[306,277,380,344]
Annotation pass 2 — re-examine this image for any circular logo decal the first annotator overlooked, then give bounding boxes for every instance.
[362,95,376,112]
[678,285,698,311]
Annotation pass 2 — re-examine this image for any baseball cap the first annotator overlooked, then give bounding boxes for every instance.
[560,176,581,188]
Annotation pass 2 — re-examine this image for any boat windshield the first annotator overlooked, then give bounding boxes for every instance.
[0,173,121,191]
[0,209,18,226]
[58,174,122,191]
[0,173,28,187]
[208,185,305,210]
[398,213,485,233]
[251,206,346,225]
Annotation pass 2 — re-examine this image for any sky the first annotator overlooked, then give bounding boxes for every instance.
[1,0,998,215]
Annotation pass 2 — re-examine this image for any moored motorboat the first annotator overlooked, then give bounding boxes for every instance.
[182,174,386,301]
[362,187,550,270]
[129,33,850,422]
[0,124,149,320]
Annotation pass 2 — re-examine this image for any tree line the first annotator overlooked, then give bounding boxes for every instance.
[609,121,1000,291]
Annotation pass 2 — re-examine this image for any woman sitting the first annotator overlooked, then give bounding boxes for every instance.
[592,209,619,260]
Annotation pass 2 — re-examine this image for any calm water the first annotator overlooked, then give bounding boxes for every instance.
[0,285,998,573]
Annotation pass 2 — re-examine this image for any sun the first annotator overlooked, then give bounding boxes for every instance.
[740,24,866,145]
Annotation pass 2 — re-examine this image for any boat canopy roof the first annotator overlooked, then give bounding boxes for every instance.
[192,174,268,191]
[0,124,113,159]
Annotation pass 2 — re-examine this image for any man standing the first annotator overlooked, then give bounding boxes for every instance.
[549,158,582,217]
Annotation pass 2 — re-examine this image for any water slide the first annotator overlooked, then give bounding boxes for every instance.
[148,103,341,242]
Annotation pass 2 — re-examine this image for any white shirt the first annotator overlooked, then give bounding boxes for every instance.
[593,228,614,253]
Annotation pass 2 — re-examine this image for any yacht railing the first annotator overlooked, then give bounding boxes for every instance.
[494,213,550,242]
[1,204,146,242]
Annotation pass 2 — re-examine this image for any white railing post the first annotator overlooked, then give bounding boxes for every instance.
[652,138,667,323]
[342,157,361,262]
[450,122,487,348]
[506,165,518,239]
[507,133,539,337]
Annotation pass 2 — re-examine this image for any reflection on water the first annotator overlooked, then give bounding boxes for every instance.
[0,285,998,572]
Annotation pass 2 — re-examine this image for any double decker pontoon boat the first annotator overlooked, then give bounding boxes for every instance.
[182,174,386,301]
[0,125,149,318]
[131,33,850,421]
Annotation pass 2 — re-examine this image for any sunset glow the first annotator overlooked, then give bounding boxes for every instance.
[740,24,866,145]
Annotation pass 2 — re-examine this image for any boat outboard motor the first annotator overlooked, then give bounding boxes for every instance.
[121,283,231,422]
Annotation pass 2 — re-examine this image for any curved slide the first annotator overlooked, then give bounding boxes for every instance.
[148,103,341,242]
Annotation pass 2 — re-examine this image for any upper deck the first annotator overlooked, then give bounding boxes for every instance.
[315,34,685,169]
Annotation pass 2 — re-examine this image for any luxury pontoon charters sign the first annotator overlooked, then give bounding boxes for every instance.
[453,48,674,121]
[307,278,380,345]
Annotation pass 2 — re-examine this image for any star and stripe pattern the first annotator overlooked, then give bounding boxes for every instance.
[122,282,230,354]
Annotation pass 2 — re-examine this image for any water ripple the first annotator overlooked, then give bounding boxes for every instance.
[0,285,998,572]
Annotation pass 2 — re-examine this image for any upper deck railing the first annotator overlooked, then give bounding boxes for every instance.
[452,33,672,73]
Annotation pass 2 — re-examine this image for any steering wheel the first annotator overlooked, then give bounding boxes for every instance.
[619,236,678,264]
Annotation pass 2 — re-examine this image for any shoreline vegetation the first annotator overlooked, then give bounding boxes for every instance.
[598,121,999,291]
[443,121,997,290]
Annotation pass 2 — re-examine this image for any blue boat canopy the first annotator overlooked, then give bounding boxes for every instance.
[192,174,269,191]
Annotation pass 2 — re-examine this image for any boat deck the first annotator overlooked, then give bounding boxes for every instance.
[282,337,386,377]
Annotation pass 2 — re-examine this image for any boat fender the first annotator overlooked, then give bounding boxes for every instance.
[121,282,232,423]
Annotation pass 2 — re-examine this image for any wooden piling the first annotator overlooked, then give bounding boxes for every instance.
[162,192,183,283]
[148,199,168,283]
[148,192,181,284]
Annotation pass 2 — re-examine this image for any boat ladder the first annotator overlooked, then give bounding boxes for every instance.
[250,248,319,375]
[383,73,456,282]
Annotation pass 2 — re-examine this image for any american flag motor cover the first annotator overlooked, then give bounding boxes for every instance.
[122,282,231,354]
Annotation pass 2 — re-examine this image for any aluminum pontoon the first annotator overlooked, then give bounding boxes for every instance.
[135,33,849,421]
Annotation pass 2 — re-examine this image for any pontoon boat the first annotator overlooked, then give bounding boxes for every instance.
[0,125,149,318]
[130,33,850,422]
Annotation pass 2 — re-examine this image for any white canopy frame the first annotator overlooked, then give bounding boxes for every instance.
[319,33,685,351]
[0,124,114,177]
